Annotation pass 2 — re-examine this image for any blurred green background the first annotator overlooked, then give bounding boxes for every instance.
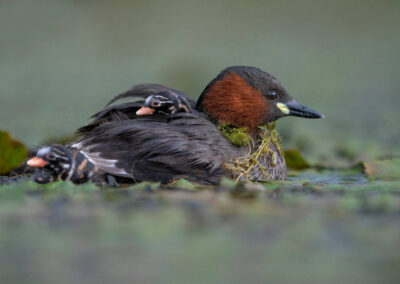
[0,0,399,165]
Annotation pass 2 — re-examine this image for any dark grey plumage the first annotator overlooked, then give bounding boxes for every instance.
[74,113,237,184]
[28,144,120,186]
[74,113,286,184]
[77,84,196,135]
[71,66,323,185]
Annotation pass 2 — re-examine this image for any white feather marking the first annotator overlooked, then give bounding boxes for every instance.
[65,156,76,181]
[144,96,153,105]
[62,163,71,169]
[37,147,51,156]
[79,150,130,177]
[71,142,83,149]
[154,95,168,100]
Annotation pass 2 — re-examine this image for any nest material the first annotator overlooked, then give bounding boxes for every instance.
[221,122,283,182]
[217,124,252,146]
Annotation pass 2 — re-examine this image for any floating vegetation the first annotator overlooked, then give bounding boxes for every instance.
[284,149,310,170]
[363,159,400,181]
[0,130,28,175]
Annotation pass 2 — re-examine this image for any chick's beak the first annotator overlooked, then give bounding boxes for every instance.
[27,157,49,168]
[277,100,325,119]
[136,106,155,116]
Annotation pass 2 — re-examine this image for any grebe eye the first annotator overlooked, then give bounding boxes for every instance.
[151,100,161,107]
[48,153,56,160]
[267,90,278,100]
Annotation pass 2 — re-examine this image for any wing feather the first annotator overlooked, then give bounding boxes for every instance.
[75,113,240,184]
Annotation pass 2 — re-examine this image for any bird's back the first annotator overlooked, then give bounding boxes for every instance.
[74,83,286,184]
[74,112,244,184]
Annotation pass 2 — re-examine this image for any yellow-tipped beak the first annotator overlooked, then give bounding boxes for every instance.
[276,103,290,115]
[277,100,325,118]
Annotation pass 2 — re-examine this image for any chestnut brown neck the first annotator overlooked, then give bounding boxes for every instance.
[198,72,268,130]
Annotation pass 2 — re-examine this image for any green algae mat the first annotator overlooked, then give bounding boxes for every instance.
[1,168,400,283]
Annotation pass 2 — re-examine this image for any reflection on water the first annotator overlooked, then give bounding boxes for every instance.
[287,170,367,185]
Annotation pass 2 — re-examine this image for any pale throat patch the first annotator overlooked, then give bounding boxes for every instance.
[276,103,290,115]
